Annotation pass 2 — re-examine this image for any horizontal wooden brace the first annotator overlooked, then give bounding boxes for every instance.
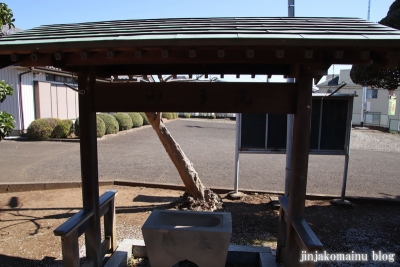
[93,82,297,113]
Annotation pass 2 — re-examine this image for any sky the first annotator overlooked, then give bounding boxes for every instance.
[6,0,396,83]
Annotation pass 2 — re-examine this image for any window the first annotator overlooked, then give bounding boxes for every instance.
[45,73,55,82]
[365,112,381,126]
[45,74,78,85]
[367,89,378,99]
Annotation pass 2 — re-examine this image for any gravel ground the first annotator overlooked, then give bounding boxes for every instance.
[350,129,400,153]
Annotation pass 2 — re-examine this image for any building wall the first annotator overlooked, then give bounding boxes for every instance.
[0,67,21,133]
[318,69,400,127]
[0,67,46,134]
[35,81,79,120]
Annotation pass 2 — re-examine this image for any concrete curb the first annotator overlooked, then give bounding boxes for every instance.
[0,181,114,192]
[0,180,399,205]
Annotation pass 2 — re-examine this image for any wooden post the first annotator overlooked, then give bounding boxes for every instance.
[104,198,117,252]
[61,232,80,267]
[285,71,313,266]
[78,72,102,266]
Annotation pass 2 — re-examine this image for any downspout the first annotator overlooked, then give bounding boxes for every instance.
[18,68,33,134]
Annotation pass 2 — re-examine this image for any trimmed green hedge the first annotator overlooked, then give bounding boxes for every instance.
[139,112,150,125]
[27,118,55,141]
[97,113,119,134]
[162,112,174,120]
[127,112,143,128]
[74,116,106,138]
[74,118,80,136]
[113,113,133,131]
[52,119,73,138]
[184,113,191,118]
[44,118,61,129]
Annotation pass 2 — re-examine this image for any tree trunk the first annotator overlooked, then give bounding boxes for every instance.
[144,112,206,200]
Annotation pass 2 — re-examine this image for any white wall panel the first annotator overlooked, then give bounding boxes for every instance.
[21,73,35,130]
[0,67,23,131]
[57,85,68,119]
[21,84,35,130]
[66,85,78,119]
[35,82,52,118]
[50,84,58,118]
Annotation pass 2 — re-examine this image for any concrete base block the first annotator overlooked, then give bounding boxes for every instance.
[259,252,279,267]
[227,191,246,200]
[227,244,276,266]
[104,241,133,267]
[107,240,279,267]
[331,199,353,207]
[142,209,232,267]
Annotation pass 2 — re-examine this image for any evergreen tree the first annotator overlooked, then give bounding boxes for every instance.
[0,3,15,29]
[350,0,400,91]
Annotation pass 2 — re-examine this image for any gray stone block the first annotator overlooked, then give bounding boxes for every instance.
[104,243,131,267]
[142,209,232,267]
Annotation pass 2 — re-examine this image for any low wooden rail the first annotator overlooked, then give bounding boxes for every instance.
[54,190,118,267]
[277,196,323,266]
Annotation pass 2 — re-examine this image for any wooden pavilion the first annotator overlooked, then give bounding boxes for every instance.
[1,17,400,267]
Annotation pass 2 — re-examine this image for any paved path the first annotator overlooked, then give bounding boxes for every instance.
[1,119,399,199]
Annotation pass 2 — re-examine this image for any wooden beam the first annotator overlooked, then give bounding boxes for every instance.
[371,50,400,70]
[93,82,297,113]
[78,72,102,266]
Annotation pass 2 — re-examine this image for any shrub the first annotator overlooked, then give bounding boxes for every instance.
[51,119,73,138]
[209,114,216,119]
[0,80,14,103]
[127,112,143,128]
[27,119,54,141]
[44,118,61,129]
[162,112,174,120]
[113,113,133,131]
[184,113,191,118]
[74,119,79,136]
[0,111,15,140]
[173,112,178,119]
[139,112,150,125]
[74,116,106,138]
[96,117,106,137]
[97,113,119,134]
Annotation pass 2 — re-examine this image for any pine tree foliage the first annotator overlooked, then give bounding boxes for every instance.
[350,0,400,91]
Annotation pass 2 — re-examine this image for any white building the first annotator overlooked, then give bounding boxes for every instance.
[0,66,80,135]
[317,69,400,129]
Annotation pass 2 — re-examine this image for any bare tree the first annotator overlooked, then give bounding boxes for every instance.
[144,111,207,200]
[142,75,217,203]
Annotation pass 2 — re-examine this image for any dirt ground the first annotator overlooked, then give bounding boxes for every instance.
[0,185,399,267]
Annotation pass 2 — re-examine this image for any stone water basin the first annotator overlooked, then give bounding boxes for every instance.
[142,209,232,267]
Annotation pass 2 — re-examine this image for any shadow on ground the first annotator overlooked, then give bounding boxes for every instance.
[0,255,65,267]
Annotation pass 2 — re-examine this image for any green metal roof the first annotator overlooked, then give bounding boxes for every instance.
[1,17,400,46]
[1,17,400,76]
